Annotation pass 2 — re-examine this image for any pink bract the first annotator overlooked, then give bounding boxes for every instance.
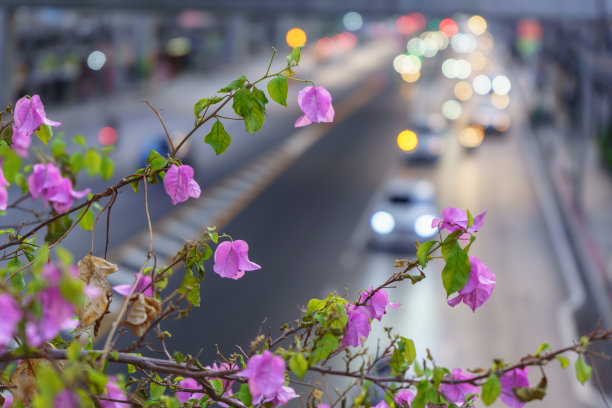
[341,305,371,347]
[499,367,529,408]
[263,386,299,406]
[100,377,130,408]
[294,86,334,127]
[241,350,285,403]
[54,390,80,408]
[358,287,400,321]
[163,164,201,205]
[13,95,61,134]
[447,256,496,312]
[0,294,22,349]
[176,378,205,403]
[372,401,389,408]
[440,368,479,405]
[25,287,78,347]
[394,389,415,405]
[213,240,261,280]
[11,126,31,158]
[0,168,8,211]
[432,207,487,239]
[112,273,153,297]
[28,163,89,213]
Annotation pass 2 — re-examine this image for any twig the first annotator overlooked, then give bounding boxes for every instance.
[144,101,175,153]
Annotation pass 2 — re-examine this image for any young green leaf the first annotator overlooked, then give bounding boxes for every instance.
[306,298,326,315]
[416,240,436,268]
[219,74,247,93]
[267,76,288,107]
[36,124,53,145]
[441,243,471,297]
[313,333,338,363]
[575,355,592,385]
[84,149,102,176]
[204,120,232,155]
[287,46,303,64]
[0,145,22,183]
[146,149,167,171]
[556,356,570,369]
[100,155,114,180]
[72,134,86,147]
[481,374,501,406]
[194,96,224,116]
[69,151,84,173]
[289,353,308,379]
[50,137,66,157]
[78,208,95,231]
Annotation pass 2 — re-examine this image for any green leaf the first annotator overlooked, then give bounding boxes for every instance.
[232,88,265,134]
[441,243,471,297]
[78,208,95,231]
[0,145,22,183]
[514,376,547,402]
[32,243,50,272]
[129,169,144,193]
[289,353,308,379]
[84,149,102,176]
[251,86,268,112]
[481,374,501,406]
[416,240,436,269]
[390,337,417,375]
[100,155,114,180]
[69,151,84,173]
[535,342,551,356]
[306,298,326,315]
[194,96,224,116]
[267,76,288,107]
[72,134,86,147]
[556,356,570,369]
[220,74,247,93]
[146,149,167,171]
[50,137,66,157]
[466,209,474,228]
[150,382,165,400]
[204,120,232,155]
[36,124,53,145]
[238,383,252,406]
[575,355,592,385]
[8,257,24,290]
[287,46,303,64]
[67,340,81,362]
[313,333,338,363]
[178,268,200,307]
[441,230,462,260]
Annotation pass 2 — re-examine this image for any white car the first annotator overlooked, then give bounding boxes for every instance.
[368,178,438,252]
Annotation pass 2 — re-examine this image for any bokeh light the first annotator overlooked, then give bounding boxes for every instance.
[467,15,487,35]
[342,12,363,32]
[87,50,106,70]
[459,125,485,147]
[492,75,511,95]
[98,126,117,145]
[491,93,510,109]
[401,72,421,83]
[166,37,191,57]
[493,112,511,132]
[442,100,462,120]
[335,32,357,51]
[451,33,477,53]
[454,81,473,101]
[393,54,422,75]
[286,28,307,48]
[397,129,418,151]
[316,37,335,57]
[468,51,488,71]
[472,74,492,95]
[407,38,424,56]
[439,18,458,37]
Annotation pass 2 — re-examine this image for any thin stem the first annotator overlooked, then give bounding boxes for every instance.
[145,100,175,153]
[264,47,277,77]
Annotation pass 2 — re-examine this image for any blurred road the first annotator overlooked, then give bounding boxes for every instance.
[44,36,605,406]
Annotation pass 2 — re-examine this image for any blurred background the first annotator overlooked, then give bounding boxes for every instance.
[2,0,612,406]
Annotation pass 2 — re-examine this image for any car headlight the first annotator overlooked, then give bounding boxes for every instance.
[371,211,395,235]
[414,214,437,238]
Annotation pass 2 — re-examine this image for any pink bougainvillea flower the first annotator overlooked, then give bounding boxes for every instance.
[447,256,495,312]
[1,393,14,407]
[0,294,22,349]
[28,163,89,213]
[100,377,130,408]
[112,273,153,297]
[213,240,261,280]
[13,95,61,134]
[11,126,32,158]
[26,287,78,347]
[432,207,486,239]
[201,362,238,407]
[358,287,400,321]
[263,386,299,406]
[0,168,9,211]
[395,389,415,405]
[54,390,80,408]
[163,164,201,205]
[499,367,529,408]
[441,368,479,405]
[294,86,334,128]
[318,405,331,408]
[241,350,285,403]
[176,378,205,403]
[372,401,389,408]
[341,305,371,347]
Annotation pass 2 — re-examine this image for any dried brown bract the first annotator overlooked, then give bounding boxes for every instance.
[76,255,117,328]
[125,293,162,337]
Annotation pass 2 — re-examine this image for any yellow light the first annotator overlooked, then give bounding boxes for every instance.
[454,81,473,101]
[467,15,487,36]
[491,93,510,109]
[401,71,421,83]
[458,125,485,148]
[397,130,418,151]
[493,112,511,132]
[467,51,487,71]
[286,28,307,48]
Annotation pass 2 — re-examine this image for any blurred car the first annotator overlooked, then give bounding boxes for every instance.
[368,178,438,252]
[471,104,511,135]
[397,124,446,164]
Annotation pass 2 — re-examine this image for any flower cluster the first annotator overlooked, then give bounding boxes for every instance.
[342,288,400,347]
[12,95,61,157]
[241,350,298,406]
[28,163,90,213]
